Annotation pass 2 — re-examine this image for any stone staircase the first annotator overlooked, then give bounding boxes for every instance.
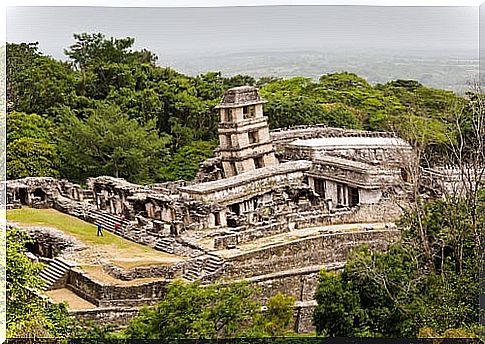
[88,209,129,236]
[155,237,175,254]
[204,254,224,275]
[39,258,72,291]
[182,254,225,282]
[183,259,204,282]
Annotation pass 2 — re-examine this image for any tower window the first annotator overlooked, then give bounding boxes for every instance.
[225,134,232,148]
[214,212,221,226]
[242,106,255,119]
[254,157,264,169]
[248,131,259,144]
[226,109,233,121]
[230,161,237,175]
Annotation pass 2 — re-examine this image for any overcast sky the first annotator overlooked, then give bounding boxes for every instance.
[6,5,479,60]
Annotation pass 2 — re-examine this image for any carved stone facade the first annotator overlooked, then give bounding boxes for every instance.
[216,86,278,177]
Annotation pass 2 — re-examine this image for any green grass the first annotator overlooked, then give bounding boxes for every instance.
[8,207,126,246]
[6,207,181,261]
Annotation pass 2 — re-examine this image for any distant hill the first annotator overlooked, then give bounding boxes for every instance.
[164,49,478,94]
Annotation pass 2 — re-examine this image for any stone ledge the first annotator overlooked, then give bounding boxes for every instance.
[179,160,312,194]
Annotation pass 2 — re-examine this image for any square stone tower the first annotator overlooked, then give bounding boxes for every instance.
[216,86,278,177]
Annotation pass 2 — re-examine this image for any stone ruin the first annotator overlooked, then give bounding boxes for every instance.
[6,86,466,332]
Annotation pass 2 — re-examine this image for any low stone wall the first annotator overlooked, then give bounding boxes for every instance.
[13,224,87,259]
[70,307,139,328]
[67,269,169,307]
[102,262,183,281]
[251,269,322,303]
[215,200,401,249]
[223,229,400,280]
[70,302,316,333]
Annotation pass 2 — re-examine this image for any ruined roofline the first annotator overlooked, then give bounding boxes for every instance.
[215,85,267,109]
[289,136,411,149]
[270,124,398,139]
[313,156,401,173]
[88,175,140,188]
[306,170,396,190]
[7,176,59,189]
[179,160,312,194]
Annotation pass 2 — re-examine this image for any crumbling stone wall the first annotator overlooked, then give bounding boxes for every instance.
[223,229,400,280]
[7,177,61,208]
[15,224,87,259]
[195,156,224,182]
[102,262,184,281]
[70,307,140,328]
[270,125,396,152]
[67,268,169,307]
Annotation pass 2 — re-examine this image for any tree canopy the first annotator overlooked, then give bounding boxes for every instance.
[7,33,469,184]
[124,280,295,339]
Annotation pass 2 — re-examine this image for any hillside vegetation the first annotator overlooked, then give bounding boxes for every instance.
[7,33,468,184]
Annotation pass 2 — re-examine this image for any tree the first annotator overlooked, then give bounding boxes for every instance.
[57,102,170,183]
[158,140,216,182]
[124,281,297,339]
[312,86,484,337]
[7,112,60,180]
[6,42,41,112]
[7,48,75,115]
[313,270,363,337]
[6,228,78,339]
[7,138,60,180]
[223,74,256,89]
[124,280,259,339]
[249,293,295,337]
[65,33,157,70]
[263,94,361,129]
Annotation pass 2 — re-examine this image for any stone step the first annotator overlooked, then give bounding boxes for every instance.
[40,268,63,281]
[155,238,175,254]
[207,254,224,262]
[204,264,220,272]
[206,259,222,267]
[51,258,72,270]
[41,261,67,275]
[183,270,200,281]
[40,259,71,291]
[40,273,57,285]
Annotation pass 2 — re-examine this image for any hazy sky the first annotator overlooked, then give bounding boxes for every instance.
[7,6,478,60]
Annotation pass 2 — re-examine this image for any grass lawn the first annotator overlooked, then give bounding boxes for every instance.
[7,207,184,266]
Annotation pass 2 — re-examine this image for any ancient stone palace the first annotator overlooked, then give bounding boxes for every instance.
[8,86,452,332]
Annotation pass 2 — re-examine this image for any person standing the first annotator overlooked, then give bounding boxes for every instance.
[96,223,103,236]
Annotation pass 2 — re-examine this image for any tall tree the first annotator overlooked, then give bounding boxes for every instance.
[124,281,259,339]
[7,112,60,179]
[57,102,170,183]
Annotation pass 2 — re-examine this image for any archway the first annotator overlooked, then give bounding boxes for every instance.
[33,188,46,201]
[18,188,28,205]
